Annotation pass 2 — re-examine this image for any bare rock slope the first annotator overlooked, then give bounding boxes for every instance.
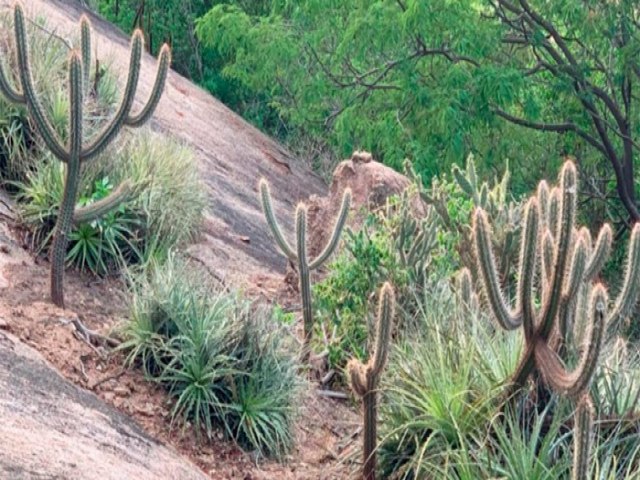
[0,331,208,480]
[10,0,326,283]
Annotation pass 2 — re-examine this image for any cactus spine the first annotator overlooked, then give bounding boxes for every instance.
[472,160,640,479]
[259,178,351,360]
[347,282,394,480]
[0,4,171,308]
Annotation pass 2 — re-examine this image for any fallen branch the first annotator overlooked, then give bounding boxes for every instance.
[90,369,126,390]
[317,389,349,400]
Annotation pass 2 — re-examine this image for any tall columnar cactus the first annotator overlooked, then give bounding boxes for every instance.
[0,4,170,308]
[259,178,351,360]
[347,282,394,480]
[472,160,640,479]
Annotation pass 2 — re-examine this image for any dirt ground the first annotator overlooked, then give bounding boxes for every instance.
[0,234,361,479]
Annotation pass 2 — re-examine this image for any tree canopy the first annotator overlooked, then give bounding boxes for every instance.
[195,0,640,225]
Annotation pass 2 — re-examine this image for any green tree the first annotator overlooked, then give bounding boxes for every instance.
[96,1,282,133]
[196,0,640,226]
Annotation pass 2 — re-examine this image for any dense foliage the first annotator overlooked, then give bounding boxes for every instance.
[96,0,640,226]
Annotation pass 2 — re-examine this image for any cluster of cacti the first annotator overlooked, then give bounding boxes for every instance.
[470,159,640,479]
[0,3,170,308]
[347,282,394,480]
[406,155,521,278]
[259,178,351,360]
[381,187,437,288]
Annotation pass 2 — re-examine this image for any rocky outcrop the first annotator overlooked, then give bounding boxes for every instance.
[306,151,414,259]
[0,332,208,480]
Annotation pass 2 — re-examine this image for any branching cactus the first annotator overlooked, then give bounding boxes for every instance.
[0,4,170,308]
[347,282,394,480]
[473,160,640,396]
[472,160,640,479]
[259,178,351,360]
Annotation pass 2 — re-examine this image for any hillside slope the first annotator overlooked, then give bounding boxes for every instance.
[13,0,326,284]
[0,1,358,479]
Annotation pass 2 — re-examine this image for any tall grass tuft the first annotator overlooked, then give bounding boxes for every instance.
[120,254,301,459]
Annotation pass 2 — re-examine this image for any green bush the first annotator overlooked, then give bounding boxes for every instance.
[120,254,301,459]
[313,185,458,373]
[314,158,521,377]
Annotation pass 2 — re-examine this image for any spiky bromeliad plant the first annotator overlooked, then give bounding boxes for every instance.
[0,4,170,307]
[259,178,351,361]
[348,282,394,480]
[470,160,640,479]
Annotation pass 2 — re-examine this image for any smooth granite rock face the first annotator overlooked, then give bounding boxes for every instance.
[0,332,209,480]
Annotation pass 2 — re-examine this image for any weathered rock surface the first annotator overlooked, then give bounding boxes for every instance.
[0,331,208,480]
[307,151,413,258]
[3,0,326,285]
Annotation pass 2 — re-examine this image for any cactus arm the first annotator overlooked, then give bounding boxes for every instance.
[453,164,475,198]
[518,198,539,341]
[73,180,133,224]
[347,360,368,396]
[584,224,612,281]
[81,30,143,161]
[308,188,351,270]
[607,223,640,334]
[50,53,84,308]
[13,4,68,162]
[537,180,549,224]
[296,204,314,361]
[80,15,91,94]
[548,187,560,235]
[457,268,478,310]
[473,208,522,330]
[539,163,577,339]
[558,237,588,343]
[541,229,555,288]
[258,179,297,261]
[0,59,24,103]
[370,283,394,377]
[125,44,171,127]
[572,396,594,480]
[534,285,607,398]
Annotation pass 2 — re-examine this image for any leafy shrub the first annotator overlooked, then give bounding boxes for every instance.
[120,254,301,459]
[15,129,204,274]
[314,156,521,377]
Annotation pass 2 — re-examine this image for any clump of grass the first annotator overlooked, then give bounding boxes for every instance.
[15,128,204,275]
[119,254,301,459]
[378,281,521,478]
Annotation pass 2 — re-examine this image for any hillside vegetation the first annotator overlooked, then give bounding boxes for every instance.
[1,1,640,479]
